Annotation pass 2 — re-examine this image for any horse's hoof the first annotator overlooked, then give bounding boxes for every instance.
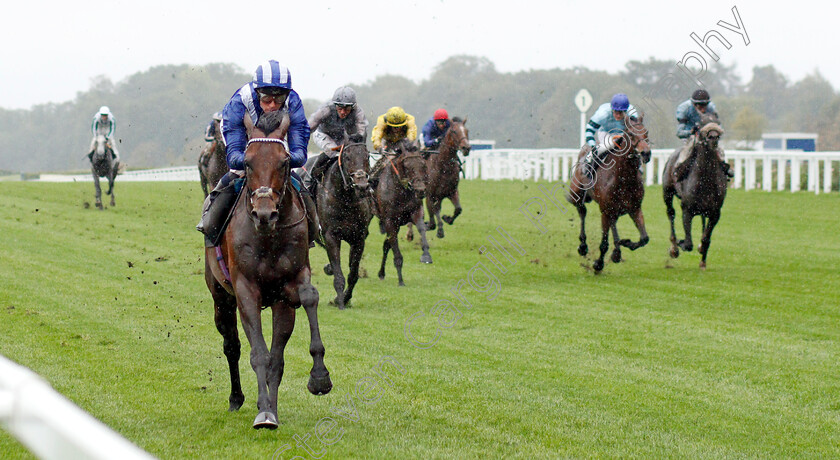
[436,229,445,239]
[398,281,405,287]
[426,221,436,230]
[228,393,244,412]
[378,271,385,280]
[406,233,414,242]
[578,245,588,256]
[442,215,454,225]
[253,411,278,430]
[699,261,707,271]
[420,253,433,264]
[611,251,622,264]
[308,373,333,396]
[669,246,680,259]
[324,264,333,276]
[593,260,604,273]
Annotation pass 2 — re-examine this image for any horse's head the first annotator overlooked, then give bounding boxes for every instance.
[337,133,371,198]
[446,117,471,157]
[698,122,724,152]
[93,134,111,161]
[613,114,651,164]
[395,143,427,199]
[244,110,291,232]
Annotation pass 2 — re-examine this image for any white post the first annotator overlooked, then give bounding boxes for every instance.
[734,158,743,189]
[763,157,772,191]
[777,157,786,191]
[646,158,654,186]
[791,158,800,192]
[580,112,586,148]
[825,158,833,193]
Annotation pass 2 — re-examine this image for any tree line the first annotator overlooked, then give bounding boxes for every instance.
[1,56,837,173]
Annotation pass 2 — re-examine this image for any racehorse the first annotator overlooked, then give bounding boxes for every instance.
[423,117,471,238]
[199,119,227,197]
[566,115,652,273]
[663,118,728,270]
[88,134,119,210]
[204,110,331,429]
[373,141,432,286]
[315,134,373,309]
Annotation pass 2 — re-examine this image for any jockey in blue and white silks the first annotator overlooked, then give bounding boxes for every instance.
[89,106,119,160]
[220,61,310,174]
[580,94,639,178]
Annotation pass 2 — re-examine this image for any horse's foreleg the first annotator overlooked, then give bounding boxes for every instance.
[266,303,295,416]
[678,209,694,252]
[413,206,433,265]
[576,204,588,256]
[433,197,445,239]
[665,188,680,258]
[593,213,611,273]
[441,190,462,226]
[610,223,622,263]
[324,232,346,309]
[297,279,331,396]
[107,171,116,206]
[619,208,650,250]
[210,275,244,411]
[425,196,436,230]
[236,289,273,429]
[378,236,391,280]
[698,211,720,270]
[93,174,103,209]
[344,239,365,306]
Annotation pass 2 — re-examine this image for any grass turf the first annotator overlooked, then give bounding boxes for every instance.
[0,180,838,459]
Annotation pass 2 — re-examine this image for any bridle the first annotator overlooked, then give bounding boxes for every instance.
[334,142,370,190]
[244,137,305,229]
[387,151,424,190]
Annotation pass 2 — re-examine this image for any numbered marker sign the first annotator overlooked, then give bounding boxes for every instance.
[575,89,592,113]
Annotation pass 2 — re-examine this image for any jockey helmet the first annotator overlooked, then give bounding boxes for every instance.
[610,94,630,111]
[691,89,711,104]
[252,60,292,91]
[384,107,408,127]
[433,109,449,120]
[332,86,357,108]
[98,106,111,116]
[212,111,223,121]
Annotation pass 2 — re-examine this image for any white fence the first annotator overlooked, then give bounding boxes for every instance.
[34,150,840,194]
[0,354,156,460]
[462,149,840,194]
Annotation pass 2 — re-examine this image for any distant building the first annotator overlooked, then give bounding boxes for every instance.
[469,139,495,151]
[762,133,818,152]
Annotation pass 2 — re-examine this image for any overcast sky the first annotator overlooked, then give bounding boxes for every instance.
[1,0,836,110]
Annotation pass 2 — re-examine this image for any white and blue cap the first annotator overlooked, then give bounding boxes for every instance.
[253,60,292,90]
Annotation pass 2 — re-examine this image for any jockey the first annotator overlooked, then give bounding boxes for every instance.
[199,111,223,166]
[89,106,120,160]
[300,86,369,192]
[580,93,640,178]
[421,108,450,150]
[369,106,418,185]
[674,89,733,179]
[197,60,317,247]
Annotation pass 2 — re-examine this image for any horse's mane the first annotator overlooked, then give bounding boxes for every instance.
[256,110,288,134]
[451,116,463,124]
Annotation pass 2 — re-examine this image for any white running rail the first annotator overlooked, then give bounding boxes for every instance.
[0,354,156,460]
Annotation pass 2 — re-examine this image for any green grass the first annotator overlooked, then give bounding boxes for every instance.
[0,180,838,459]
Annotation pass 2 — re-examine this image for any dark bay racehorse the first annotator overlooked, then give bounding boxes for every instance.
[199,119,226,197]
[566,115,652,273]
[316,135,373,309]
[374,142,432,286]
[424,117,471,238]
[89,134,119,210]
[663,120,728,270]
[204,110,331,429]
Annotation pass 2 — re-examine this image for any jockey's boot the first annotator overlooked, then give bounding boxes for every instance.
[300,189,321,248]
[721,161,734,179]
[196,182,238,247]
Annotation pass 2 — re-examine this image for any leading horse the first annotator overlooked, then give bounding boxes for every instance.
[88,134,119,210]
[373,142,432,286]
[316,135,373,309]
[566,115,652,273]
[663,118,728,270]
[424,117,471,238]
[199,119,227,197]
[204,110,331,429]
